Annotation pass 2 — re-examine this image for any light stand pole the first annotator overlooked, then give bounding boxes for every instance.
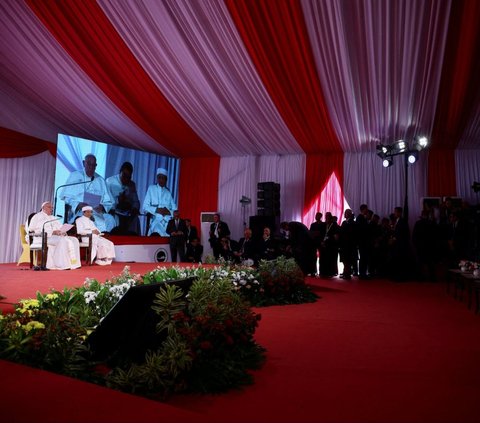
[403,152,409,221]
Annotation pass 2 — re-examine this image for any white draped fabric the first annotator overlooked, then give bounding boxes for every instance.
[1,152,55,263]
[455,150,480,205]
[1,1,479,263]
[218,155,305,242]
[0,0,167,154]
[98,0,301,156]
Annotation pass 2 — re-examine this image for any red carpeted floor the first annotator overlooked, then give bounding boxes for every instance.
[1,262,480,423]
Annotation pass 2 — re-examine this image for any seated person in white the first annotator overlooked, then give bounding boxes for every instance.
[61,154,116,233]
[142,167,177,236]
[27,201,81,270]
[76,206,116,266]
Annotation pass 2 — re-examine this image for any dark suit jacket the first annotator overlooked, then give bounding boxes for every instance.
[166,218,188,245]
[185,225,198,243]
[185,243,203,263]
[209,221,230,241]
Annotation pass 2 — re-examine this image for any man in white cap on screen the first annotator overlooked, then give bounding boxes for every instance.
[142,167,177,236]
[27,201,81,270]
[76,206,116,265]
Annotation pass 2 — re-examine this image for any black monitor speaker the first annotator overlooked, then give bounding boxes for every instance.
[85,277,195,362]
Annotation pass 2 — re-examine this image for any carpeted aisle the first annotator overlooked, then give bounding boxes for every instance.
[1,263,480,422]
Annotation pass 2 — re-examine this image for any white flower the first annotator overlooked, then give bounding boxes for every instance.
[84,291,97,304]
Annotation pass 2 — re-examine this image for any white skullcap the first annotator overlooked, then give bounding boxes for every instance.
[156,167,168,176]
[41,202,51,208]
[82,206,93,212]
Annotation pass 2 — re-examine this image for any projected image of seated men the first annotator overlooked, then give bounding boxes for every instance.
[143,168,176,237]
[61,153,116,233]
[106,162,141,235]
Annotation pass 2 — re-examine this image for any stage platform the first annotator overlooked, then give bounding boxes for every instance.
[106,235,170,262]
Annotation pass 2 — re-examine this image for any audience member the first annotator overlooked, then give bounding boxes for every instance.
[28,201,81,270]
[105,161,141,235]
[256,227,276,262]
[288,221,317,275]
[61,154,116,233]
[233,227,256,265]
[412,210,439,281]
[339,209,357,280]
[320,212,340,277]
[185,237,203,263]
[209,213,231,259]
[184,218,198,244]
[143,168,176,236]
[166,210,187,262]
[76,206,116,265]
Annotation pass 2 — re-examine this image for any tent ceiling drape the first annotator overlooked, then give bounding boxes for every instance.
[1,0,480,264]
[1,0,479,159]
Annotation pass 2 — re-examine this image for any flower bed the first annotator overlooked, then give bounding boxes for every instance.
[0,257,317,399]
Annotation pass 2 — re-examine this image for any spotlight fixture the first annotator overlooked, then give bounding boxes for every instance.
[393,140,407,154]
[239,195,251,204]
[382,157,393,168]
[407,151,418,164]
[416,136,429,150]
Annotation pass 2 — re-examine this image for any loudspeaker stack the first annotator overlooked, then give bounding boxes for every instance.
[257,182,280,216]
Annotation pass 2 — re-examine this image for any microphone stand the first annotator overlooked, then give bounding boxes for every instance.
[54,177,95,219]
[35,217,61,271]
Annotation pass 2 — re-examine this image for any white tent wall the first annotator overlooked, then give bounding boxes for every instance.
[1,152,55,263]
[456,150,480,205]
[217,154,305,243]
[344,152,427,228]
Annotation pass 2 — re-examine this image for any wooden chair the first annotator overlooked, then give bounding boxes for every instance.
[17,224,31,266]
[28,231,47,269]
[73,224,93,266]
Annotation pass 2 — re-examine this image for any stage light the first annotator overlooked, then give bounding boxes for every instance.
[407,151,418,164]
[382,157,393,168]
[417,137,429,149]
[472,181,480,193]
[413,136,429,151]
[393,140,406,154]
[376,144,389,159]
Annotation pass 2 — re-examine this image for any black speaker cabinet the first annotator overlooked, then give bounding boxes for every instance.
[86,277,195,362]
[257,182,280,216]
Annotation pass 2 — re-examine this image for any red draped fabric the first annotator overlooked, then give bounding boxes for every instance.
[26,0,215,158]
[178,157,220,237]
[225,0,344,218]
[428,0,480,196]
[304,153,344,220]
[0,127,56,158]
[225,0,342,155]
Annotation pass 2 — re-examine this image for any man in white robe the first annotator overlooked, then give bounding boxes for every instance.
[142,167,177,236]
[61,154,116,233]
[76,206,116,266]
[27,202,81,270]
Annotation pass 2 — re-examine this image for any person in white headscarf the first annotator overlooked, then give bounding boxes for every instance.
[76,206,116,266]
[142,167,177,236]
[27,201,81,270]
[61,153,116,233]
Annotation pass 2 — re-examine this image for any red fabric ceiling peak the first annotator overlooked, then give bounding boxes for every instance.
[26,0,216,159]
[0,127,56,158]
[428,0,480,196]
[225,0,343,155]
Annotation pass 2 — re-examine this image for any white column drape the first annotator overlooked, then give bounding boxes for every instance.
[1,151,55,263]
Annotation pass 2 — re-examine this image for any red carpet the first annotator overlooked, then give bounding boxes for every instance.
[1,263,480,423]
